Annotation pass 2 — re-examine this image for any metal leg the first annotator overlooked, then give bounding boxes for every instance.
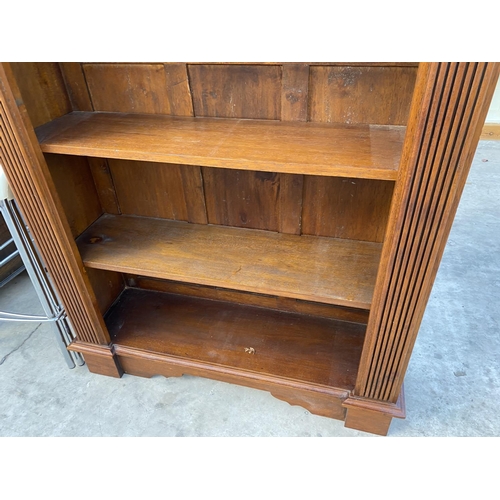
[0,199,84,368]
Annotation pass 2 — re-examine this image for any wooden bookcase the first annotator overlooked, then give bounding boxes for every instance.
[0,62,498,435]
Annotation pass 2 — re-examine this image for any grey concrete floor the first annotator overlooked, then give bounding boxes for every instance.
[0,141,499,437]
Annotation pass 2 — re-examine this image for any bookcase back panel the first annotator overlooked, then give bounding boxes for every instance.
[188,64,282,119]
[12,62,410,242]
[44,153,103,238]
[10,62,71,128]
[302,176,395,242]
[308,65,418,125]
[85,267,125,315]
[108,159,207,224]
[124,274,370,325]
[202,168,302,233]
[82,63,194,116]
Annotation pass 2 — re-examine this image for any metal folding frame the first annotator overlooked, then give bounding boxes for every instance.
[0,198,84,368]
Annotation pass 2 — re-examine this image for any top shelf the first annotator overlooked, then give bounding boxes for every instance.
[36,112,405,180]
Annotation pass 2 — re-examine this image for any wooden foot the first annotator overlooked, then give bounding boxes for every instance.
[344,406,393,435]
[342,387,405,436]
[68,341,123,378]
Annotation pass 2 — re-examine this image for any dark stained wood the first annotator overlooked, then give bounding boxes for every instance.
[356,62,500,404]
[6,61,498,435]
[188,64,282,119]
[106,288,366,390]
[0,63,110,345]
[36,112,405,180]
[109,159,207,223]
[117,346,349,420]
[163,63,194,117]
[202,168,301,233]
[203,168,279,230]
[125,275,370,324]
[184,62,419,67]
[83,63,173,114]
[9,63,72,128]
[279,174,303,235]
[59,63,93,111]
[77,213,382,309]
[85,267,124,315]
[68,341,123,378]
[307,63,419,67]
[343,389,405,435]
[309,65,417,125]
[344,406,393,436]
[302,176,394,242]
[281,64,309,122]
[44,153,102,238]
[87,157,121,215]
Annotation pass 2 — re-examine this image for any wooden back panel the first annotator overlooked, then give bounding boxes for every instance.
[13,62,418,242]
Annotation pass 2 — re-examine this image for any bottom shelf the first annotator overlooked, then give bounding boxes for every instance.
[106,288,366,395]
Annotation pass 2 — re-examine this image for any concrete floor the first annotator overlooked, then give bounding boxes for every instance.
[0,141,499,437]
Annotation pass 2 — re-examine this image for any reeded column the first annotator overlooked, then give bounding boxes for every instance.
[344,62,500,434]
[0,63,113,353]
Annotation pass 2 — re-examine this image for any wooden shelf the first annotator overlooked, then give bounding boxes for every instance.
[107,288,366,390]
[77,214,382,310]
[36,111,404,180]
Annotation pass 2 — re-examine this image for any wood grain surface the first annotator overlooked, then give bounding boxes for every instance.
[188,64,281,119]
[202,168,302,233]
[77,213,382,309]
[302,176,395,242]
[106,288,366,389]
[83,63,173,114]
[44,153,102,238]
[356,62,500,403]
[36,111,404,180]
[108,159,207,224]
[125,275,370,324]
[10,62,72,128]
[309,66,417,125]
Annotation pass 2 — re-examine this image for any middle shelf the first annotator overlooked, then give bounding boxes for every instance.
[77,214,382,310]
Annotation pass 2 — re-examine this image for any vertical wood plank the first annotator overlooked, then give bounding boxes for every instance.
[309,65,417,125]
[87,157,121,215]
[59,63,122,219]
[189,63,285,231]
[279,174,303,235]
[59,62,93,111]
[279,64,308,234]
[202,168,302,234]
[304,64,404,242]
[44,153,103,238]
[302,177,394,242]
[109,159,207,224]
[188,64,282,119]
[203,168,279,231]
[83,63,207,224]
[83,63,173,114]
[178,164,208,224]
[9,62,72,128]
[281,64,309,122]
[164,63,194,116]
[85,267,124,316]
[355,62,500,403]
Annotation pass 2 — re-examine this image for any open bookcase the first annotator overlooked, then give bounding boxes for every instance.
[1,62,498,435]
